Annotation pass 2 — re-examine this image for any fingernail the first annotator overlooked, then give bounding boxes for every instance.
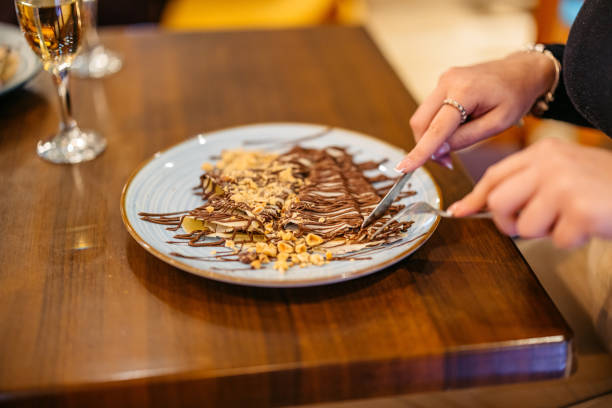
[436,155,453,170]
[394,158,413,173]
[447,202,460,216]
[431,143,450,159]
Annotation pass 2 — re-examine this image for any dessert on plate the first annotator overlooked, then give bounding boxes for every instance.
[141,145,415,272]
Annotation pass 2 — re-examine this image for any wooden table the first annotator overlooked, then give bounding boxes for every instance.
[0,26,572,407]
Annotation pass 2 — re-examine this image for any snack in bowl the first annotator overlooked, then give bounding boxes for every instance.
[140,145,416,272]
[0,45,19,86]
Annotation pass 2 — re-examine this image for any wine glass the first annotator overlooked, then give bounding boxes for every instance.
[71,0,122,78]
[15,0,106,164]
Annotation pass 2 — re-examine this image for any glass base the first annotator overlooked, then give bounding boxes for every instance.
[72,45,123,78]
[37,127,106,164]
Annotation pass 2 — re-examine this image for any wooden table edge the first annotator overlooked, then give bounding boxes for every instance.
[2,334,573,405]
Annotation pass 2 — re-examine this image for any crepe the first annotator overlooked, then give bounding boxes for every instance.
[140,146,415,271]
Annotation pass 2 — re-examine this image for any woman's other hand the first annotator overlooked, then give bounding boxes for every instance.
[396,51,557,172]
[449,138,612,249]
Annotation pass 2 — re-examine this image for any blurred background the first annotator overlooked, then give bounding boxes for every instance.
[1,0,608,180]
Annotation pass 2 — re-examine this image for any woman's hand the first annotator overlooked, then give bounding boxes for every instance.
[448,138,612,249]
[396,51,557,172]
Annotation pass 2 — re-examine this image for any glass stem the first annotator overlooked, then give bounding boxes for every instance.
[52,68,77,133]
[84,0,101,51]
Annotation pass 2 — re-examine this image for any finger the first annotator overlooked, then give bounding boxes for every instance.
[552,215,588,249]
[491,212,518,237]
[484,169,536,236]
[431,142,451,160]
[516,187,559,238]
[487,168,538,216]
[396,105,462,172]
[446,107,512,151]
[449,150,530,216]
[409,87,447,142]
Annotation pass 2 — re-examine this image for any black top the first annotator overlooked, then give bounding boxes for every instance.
[543,0,612,137]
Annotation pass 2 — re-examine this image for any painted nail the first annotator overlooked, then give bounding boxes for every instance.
[447,202,460,215]
[431,143,450,159]
[436,155,453,170]
[394,157,412,173]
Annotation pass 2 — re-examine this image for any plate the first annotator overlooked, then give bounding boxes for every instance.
[0,23,42,97]
[121,123,442,287]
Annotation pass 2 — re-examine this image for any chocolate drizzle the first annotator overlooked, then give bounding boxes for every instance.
[139,144,417,270]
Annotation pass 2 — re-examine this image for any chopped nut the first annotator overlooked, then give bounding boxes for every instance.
[255,242,267,253]
[295,242,307,253]
[258,254,270,263]
[201,162,213,172]
[262,243,277,257]
[240,178,257,190]
[279,167,296,183]
[297,252,310,263]
[239,251,257,263]
[252,205,264,215]
[205,206,215,213]
[291,254,300,264]
[318,217,326,223]
[277,241,294,254]
[305,233,324,247]
[250,260,262,269]
[310,253,325,266]
[225,240,235,249]
[273,260,289,272]
[277,252,289,262]
[325,251,333,260]
[279,230,294,241]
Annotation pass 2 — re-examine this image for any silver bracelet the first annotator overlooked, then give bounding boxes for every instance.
[524,43,561,116]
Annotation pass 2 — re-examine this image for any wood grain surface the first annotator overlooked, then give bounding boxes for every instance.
[0,26,572,407]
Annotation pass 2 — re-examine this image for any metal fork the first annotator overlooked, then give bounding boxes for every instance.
[371,201,491,238]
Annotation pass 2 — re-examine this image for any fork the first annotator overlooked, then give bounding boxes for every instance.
[371,201,491,238]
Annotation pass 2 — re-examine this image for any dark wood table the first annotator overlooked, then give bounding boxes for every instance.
[0,26,572,407]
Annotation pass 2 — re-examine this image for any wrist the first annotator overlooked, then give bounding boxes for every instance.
[522,43,561,116]
[504,50,556,95]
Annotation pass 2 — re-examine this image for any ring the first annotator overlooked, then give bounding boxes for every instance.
[442,98,468,124]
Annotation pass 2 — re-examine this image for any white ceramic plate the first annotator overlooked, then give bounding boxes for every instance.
[121,123,442,287]
[0,23,41,97]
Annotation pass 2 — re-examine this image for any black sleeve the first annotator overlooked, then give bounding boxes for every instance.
[539,44,594,129]
[543,0,612,137]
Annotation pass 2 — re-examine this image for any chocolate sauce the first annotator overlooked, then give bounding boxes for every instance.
[141,143,418,270]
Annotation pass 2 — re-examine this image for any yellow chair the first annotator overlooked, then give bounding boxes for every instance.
[161,0,364,30]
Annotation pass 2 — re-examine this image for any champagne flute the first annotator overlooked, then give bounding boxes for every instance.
[15,0,106,164]
[71,0,122,78]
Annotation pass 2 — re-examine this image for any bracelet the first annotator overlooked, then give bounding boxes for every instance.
[524,43,561,116]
